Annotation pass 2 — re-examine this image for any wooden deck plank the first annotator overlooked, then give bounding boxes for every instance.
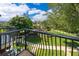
[18,50,33,56]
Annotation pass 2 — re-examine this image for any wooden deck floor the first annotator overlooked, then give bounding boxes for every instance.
[18,50,33,56]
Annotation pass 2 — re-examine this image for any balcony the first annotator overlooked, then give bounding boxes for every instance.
[0,29,79,56]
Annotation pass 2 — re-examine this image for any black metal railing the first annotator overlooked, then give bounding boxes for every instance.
[0,29,26,56]
[0,29,79,56]
[26,30,79,56]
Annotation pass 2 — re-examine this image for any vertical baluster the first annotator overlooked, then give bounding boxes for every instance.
[51,36,53,56]
[48,35,50,56]
[0,34,1,49]
[71,40,74,56]
[35,32,37,55]
[22,33,24,50]
[65,38,67,56]
[24,30,27,50]
[46,34,48,56]
[14,31,20,54]
[22,34,24,50]
[12,33,16,48]
[20,31,22,53]
[38,33,43,56]
[21,32,23,51]
[55,36,57,56]
[19,33,21,53]
[60,37,62,56]
[40,34,43,56]
[14,31,19,55]
[34,32,37,55]
[20,35,22,51]
[37,33,42,56]
[35,32,38,55]
[50,35,52,56]
[33,32,39,56]
[8,33,11,52]
[5,34,7,49]
[22,31,25,50]
[9,33,13,56]
[41,33,44,56]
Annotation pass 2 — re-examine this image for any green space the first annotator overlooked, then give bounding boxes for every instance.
[0,29,6,33]
[48,29,77,37]
[26,31,79,46]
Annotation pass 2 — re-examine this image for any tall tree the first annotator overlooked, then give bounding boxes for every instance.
[48,3,79,33]
[9,15,33,29]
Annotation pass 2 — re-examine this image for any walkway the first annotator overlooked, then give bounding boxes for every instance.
[18,50,33,56]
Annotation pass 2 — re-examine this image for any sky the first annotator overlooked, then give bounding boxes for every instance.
[0,3,52,22]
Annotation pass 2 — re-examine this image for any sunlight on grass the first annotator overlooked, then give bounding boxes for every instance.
[27,35,76,46]
[0,29,6,33]
[48,29,77,37]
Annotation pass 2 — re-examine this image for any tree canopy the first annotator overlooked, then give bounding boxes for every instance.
[41,3,79,33]
[9,15,33,29]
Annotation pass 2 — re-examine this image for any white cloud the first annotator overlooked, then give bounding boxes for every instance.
[0,3,48,22]
[0,3,30,21]
[32,14,48,22]
[28,8,48,22]
[47,9,52,13]
[28,8,41,15]
[40,11,47,15]
[28,8,47,15]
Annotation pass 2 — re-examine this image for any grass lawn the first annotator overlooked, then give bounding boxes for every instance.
[0,29,6,33]
[26,29,79,47]
[26,36,79,48]
[48,29,77,37]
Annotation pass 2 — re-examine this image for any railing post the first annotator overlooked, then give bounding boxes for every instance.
[25,30,27,50]
[0,35,1,49]
[77,47,79,56]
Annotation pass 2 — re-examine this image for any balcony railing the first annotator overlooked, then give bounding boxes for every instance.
[0,29,79,56]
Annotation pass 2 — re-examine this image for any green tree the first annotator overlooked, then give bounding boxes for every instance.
[9,15,33,29]
[48,3,79,33]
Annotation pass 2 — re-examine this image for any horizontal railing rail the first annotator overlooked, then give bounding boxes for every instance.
[26,29,79,56]
[31,30,79,41]
[0,29,79,56]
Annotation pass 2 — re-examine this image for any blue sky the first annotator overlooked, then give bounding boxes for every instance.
[0,3,50,22]
[16,3,48,11]
[26,3,48,11]
[16,3,48,21]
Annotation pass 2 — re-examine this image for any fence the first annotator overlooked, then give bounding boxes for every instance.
[0,26,16,33]
[0,29,25,56]
[0,29,79,56]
